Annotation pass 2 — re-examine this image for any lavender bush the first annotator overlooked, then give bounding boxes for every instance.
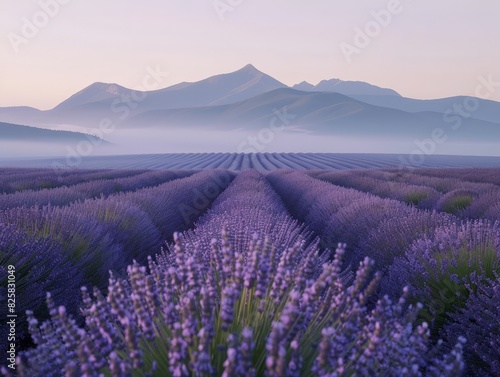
[358,209,455,271]
[266,170,374,250]
[0,223,83,358]
[384,220,500,335]
[121,170,235,239]
[322,198,413,261]
[436,189,477,216]
[442,274,500,376]
[485,202,500,222]
[0,201,159,289]
[4,233,465,377]
[312,170,441,210]
[461,190,500,221]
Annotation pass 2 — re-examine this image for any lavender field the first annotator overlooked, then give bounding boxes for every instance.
[1,166,499,376]
[3,153,500,171]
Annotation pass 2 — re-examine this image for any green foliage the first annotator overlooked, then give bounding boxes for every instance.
[405,191,429,206]
[39,182,54,189]
[415,243,499,334]
[442,195,473,215]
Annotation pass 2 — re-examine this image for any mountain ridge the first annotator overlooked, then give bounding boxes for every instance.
[121,88,500,142]
[292,79,401,97]
[0,64,498,137]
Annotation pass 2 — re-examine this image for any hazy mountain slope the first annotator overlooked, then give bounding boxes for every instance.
[0,106,44,125]
[350,95,500,124]
[0,121,109,158]
[51,83,132,111]
[124,88,500,141]
[145,64,287,108]
[0,121,107,142]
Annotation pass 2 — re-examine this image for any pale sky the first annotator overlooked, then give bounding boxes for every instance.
[1,0,499,110]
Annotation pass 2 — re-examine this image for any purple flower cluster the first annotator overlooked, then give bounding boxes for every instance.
[385,219,500,302]
[443,274,500,376]
[8,232,465,377]
[384,220,500,375]
[359,208,455,270]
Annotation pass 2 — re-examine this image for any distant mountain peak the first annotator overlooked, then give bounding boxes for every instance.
[52,82,129,111]
[238,64,260,73]
[86,82,127,95]
[85,81,117,90]
[293,81,316,91]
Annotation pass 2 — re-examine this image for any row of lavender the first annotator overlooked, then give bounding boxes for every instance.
[9,171,465,376]
[0,170,198,209]
[415,167,500,186]
[0,168,153,194]
[0,169,235,362]
[267,170,500,376]
[310,168,500,220]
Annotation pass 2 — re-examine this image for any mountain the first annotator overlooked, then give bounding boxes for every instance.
[50,64,286,113]
[145,64,287,108]
[0,64,498,141]
[292,79,401,97]
[0,64,288,129]
[293,81,316,91]
[292,79,499,124]
[51,82,132,112]
[124,88,500,141]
